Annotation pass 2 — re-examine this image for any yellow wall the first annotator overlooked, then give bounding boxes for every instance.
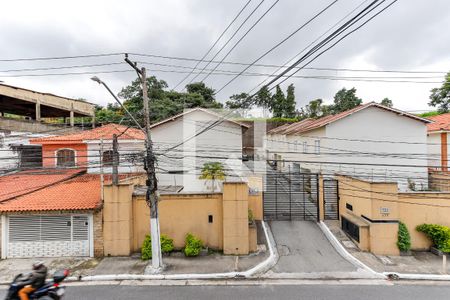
[337,175,450,255]
[222,183,249,255]
[398,193,450,250]
[152,193,224,250]
[103,184,134,256]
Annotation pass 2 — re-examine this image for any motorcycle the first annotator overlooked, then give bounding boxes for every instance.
[4,269,69,300]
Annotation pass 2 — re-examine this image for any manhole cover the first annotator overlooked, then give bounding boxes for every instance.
[277,245,290,256]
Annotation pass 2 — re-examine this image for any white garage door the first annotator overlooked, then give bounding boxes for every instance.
[7,215,91,258]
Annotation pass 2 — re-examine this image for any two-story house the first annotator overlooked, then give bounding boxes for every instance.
[267,102,432,191]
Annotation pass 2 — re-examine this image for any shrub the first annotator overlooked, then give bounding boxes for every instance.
[248,209,255,224]
[184,233,203,257]
[141,234,175,260]
[416,224,450,252]
[397,222,411,252]
[141,235,152,260]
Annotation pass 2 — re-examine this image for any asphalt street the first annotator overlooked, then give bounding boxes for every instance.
[2,283,449,300]
[270,221,356,273]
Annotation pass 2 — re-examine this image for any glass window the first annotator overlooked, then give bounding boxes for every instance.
[303,141,307,153]
[56,149,75,167]
[315,140,320,154]
[102,150,114,166]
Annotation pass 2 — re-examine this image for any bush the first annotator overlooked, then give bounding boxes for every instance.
[397,222,411,252]
[416,224,450,252]
[248,209,254,224]
[161,235,174,253]
[141,235,152,260]
[184,233,203,257]
[141,234,175,260]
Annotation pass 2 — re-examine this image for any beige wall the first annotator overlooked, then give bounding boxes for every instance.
[222,183,249,255]
[398,193,450,250]
[103,182,260,256]
[152,193,224,250]
[337,175,450,255]
[103,184,134,256]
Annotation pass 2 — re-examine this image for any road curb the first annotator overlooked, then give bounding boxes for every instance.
[318,221,385,279]
[58,221,278,283]
[383,272,450,281]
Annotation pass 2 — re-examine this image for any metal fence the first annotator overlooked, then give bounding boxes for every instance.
[263,171,319,221]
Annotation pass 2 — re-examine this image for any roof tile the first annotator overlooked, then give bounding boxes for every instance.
[30,123,145,143]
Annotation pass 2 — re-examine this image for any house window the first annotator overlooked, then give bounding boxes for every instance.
[56,149,75,167]
[102,150,115,166]
[303,141,307,153]
[294,141,298,151]
[315,140,320,154]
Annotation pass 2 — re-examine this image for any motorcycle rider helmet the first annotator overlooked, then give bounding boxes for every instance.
[32,261,45,270]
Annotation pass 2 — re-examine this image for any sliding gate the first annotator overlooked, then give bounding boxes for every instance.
[263,171,319,221]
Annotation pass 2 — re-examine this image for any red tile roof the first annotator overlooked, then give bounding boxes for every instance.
[0,171,144,213]
[0,173,102,212]
[426,113,450,132]
[30,123,145,143]
[269,102,431,135]
[0,169,85,202]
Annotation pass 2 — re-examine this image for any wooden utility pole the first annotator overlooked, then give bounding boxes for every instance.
[124,54,162,269]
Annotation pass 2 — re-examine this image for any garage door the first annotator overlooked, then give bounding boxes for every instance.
[7,215,90,258]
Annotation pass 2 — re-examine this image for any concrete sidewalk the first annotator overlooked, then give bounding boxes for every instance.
[325,220,450,275]
[0,249,269,283]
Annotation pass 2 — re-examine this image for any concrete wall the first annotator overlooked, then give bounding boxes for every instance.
[338,175,450,255]
[103,181,260,256]
[397,192,450,250]
[103,184,134,256]
[222,182,249,255]
[93,210,104,257]
[0,84,95,117]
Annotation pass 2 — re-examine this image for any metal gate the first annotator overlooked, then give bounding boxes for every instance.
[323,179,339,220]
[263,170,319,221]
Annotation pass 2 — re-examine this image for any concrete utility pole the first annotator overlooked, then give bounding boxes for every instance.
[112,134,119,185]
[124,54,162,269]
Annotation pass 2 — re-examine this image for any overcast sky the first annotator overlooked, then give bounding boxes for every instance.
[0,0,449,112]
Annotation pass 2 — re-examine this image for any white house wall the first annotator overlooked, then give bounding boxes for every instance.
[323,106,428,190]
[267,106,429,191]
[427,132,441,169]
[151,110,244,192]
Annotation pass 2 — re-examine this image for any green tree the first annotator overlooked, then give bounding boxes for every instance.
[283,84,297,118]
[225,93,252,109]
[254,86,273,110]
[96,76,223,126]
[185,82,216,103]
[332,87,362,113]
[199,162,225,192]
[380,97,394,108]
[429,72,450,113]
[302,99,330,118]
[272,85,286,118]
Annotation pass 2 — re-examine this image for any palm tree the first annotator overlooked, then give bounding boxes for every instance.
[199,162,225,192]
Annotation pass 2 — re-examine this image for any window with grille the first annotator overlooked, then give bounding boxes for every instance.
[102,150,114,166]
[56,149,75,167]
[315,140,320,154]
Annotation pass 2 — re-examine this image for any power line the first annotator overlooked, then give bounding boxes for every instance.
[259,0,388,91]
[215,0,339,93]
[199,0,281,83]
[271,0,399,90]
[185,0,267,86]
[0,52,124,62]
[172,0,253,90]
